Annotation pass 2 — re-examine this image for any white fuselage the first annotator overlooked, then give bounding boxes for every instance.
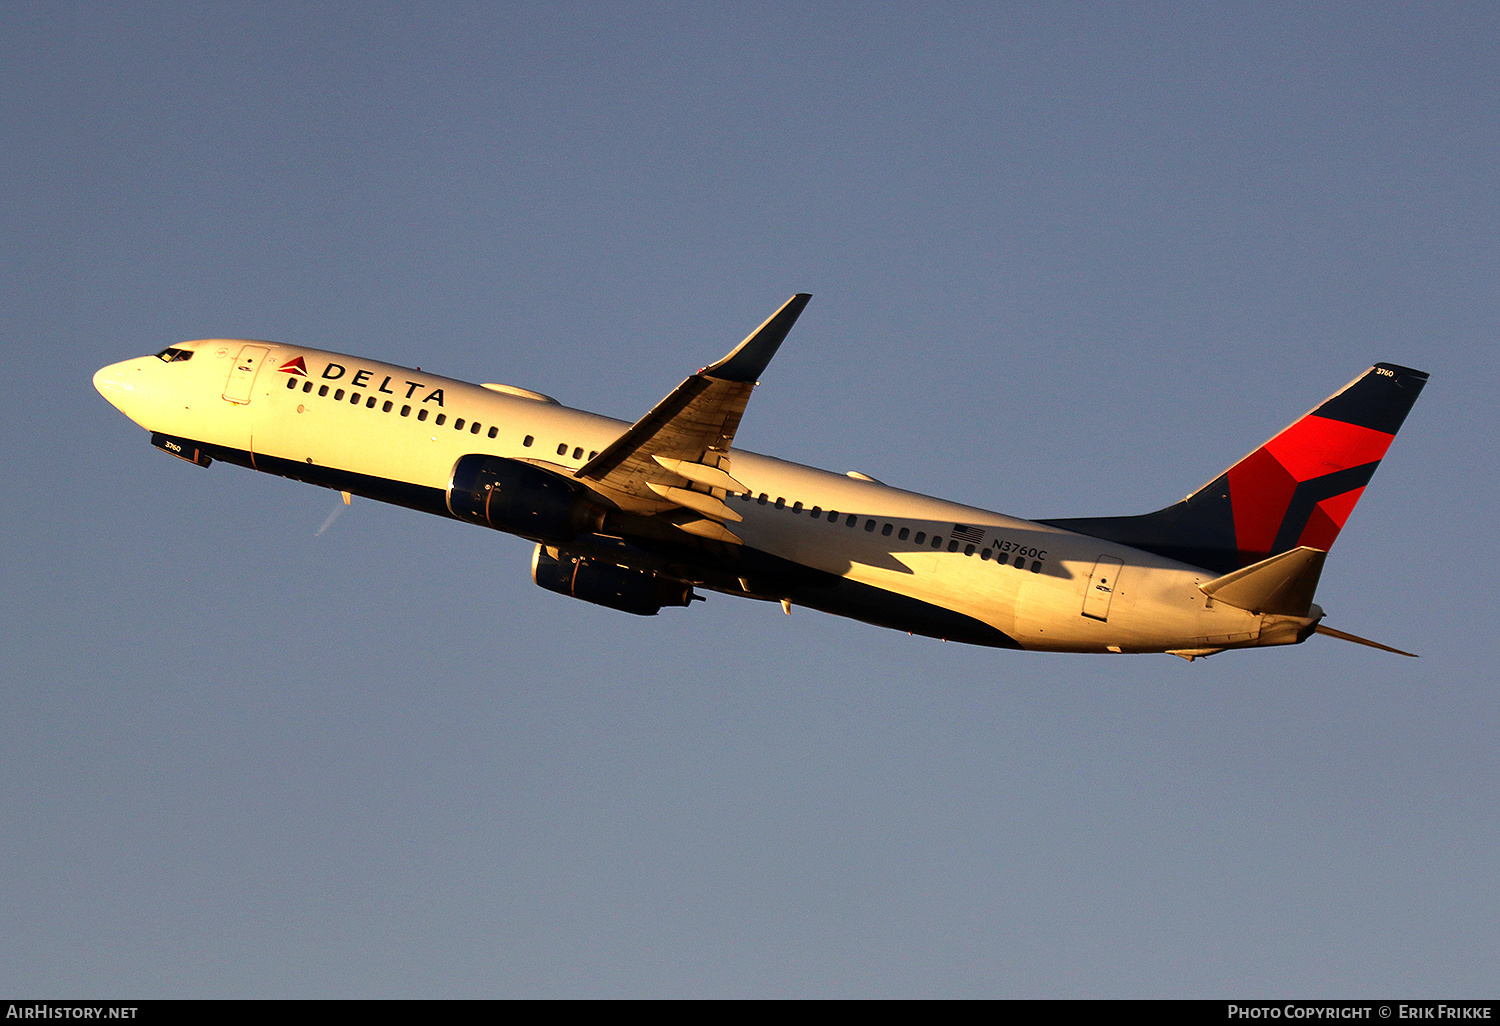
[95,338,1286,655]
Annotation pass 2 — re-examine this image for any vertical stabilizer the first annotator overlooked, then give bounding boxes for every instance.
[1042,363,1428,574]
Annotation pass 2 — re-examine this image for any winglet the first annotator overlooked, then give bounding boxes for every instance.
[701,294,811,382]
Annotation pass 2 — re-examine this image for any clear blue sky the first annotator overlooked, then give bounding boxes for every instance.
[3,1,1496,997]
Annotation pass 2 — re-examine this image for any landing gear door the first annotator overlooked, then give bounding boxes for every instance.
[222,344,271,405]
[1082,555,1124,621]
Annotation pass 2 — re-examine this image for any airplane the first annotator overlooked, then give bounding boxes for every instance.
[93,294,1428,659]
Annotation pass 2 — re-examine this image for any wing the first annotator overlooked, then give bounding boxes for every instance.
[576,294,811,543]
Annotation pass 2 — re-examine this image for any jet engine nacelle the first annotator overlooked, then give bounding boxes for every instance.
[448,454,605,540]
[531,545,697,617]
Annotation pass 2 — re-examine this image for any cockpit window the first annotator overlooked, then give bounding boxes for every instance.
[155,347,193,363]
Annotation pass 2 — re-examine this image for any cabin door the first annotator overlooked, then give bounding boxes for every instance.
[1082,555,1124,621]
[222,344,271,405]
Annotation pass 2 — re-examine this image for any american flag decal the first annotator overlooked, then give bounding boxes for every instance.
[950,524,986,544]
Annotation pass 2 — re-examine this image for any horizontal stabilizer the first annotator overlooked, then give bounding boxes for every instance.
[1314,624,1418,657]
[1199,545,1326,616]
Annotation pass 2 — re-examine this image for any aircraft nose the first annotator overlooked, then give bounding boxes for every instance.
[93,361,128,402]
[93,359,145,418]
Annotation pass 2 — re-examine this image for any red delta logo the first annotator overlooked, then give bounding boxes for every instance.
[277,357,308,376]
[1226,414,1394,563]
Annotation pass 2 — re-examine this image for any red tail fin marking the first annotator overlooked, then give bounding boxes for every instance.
[1262,415,1394,480]
[1226,415,1395,561]
[1297,487,1366,550]
[1226,448,1296,558]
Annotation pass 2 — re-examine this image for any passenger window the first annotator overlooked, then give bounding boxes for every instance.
[366,396,377,408]
[472,423,482,434]
[435,413,446,425]
[758,493,768,504]
[931,536,942,549]
[981,548,991,561]
[946,539,957,551]
[914,531,925,544]
[417,408,428,421]
[523,435,534,447]
[864,519,875,532]
[351,392,361,404]
[286,378,297,390]
[792,501,802,513]
[573,447,583,459]
[846,514,857,527]
[810,507,821,519]
[882,523,893,536]
[775,497,785,509]
[488,426,498,438]
[898,527,909,541]
[1030,561,1042,573]
[379,400,390,412]
[589,451,598,460]
[319,385,329,397]
[455,418,466,430]
[964,544,975,556]
[400,405,411,416]
[302,381,313,393]
[557,443,568,456]
[335,389,345,400]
